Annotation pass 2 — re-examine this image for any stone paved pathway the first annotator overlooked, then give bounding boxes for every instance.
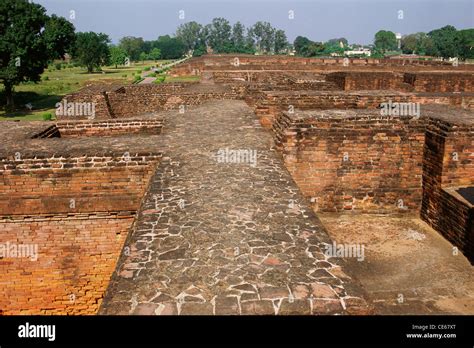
[138,76,156,84]
[100,100,370,315]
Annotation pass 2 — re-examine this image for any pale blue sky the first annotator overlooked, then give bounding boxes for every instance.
[36,0,474,44]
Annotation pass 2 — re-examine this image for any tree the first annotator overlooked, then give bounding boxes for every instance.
[401,32,435,55]
[401,34,418,54]
[326,38,348,48]
[155,35,186,59]
[429,25,458,58]
[176,21,203,52]
[139,52,148,62]
[294,36,312,56]
[193,45,207,57]
[293,36,324,57]
[148,48,162,60]
[43,15,76,59]
[208,18,232,53]
[73,32,110,73]
[0,0,75,108]
[456,29,474,60]
[109,45,127,68]
[374,30,397,52]
[306,42,325,56]
[232,22,246,52]
[274,29,288,54]
[119,36,145,61]
[249,22,275,54]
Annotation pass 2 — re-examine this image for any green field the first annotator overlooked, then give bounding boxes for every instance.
[0,60,174,121]
[164,75,201,83]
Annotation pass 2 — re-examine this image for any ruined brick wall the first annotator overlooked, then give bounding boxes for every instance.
[212,71,294,84]
[255,91,474,127]
[58,92,113,120]
[59,84,240,119]
[0,154,161,314]
[405,73,474,92]
[107,91,238,118]
[325,72,474,93]
[169,55,474,77]
[431,189,473,263]
[421,119,474,263]
[274,111,425,213]
[56,119,163,138]
[0,155,160,215]
[326,72,412,91]
[0,215,133,314]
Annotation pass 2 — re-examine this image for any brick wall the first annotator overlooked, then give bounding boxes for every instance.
[255,91,474,127]
[405,72,474,92]
[0,154,160,216]
[0,154,161,314]
[58,84,240,120]
[273,110,425,213]
[58,92,113,120]
[326,72,413,91]
[0,215,133,314]
[169,55,465,76]
[107,91,239,118]
[420,118,474,263]
[56,120,163,138]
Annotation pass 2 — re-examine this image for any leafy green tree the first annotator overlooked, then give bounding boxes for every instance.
[274,29,288,54]
[119,36,145,61]
[400,32,435,55]
[294,36,312,56]
[293,36,324,57]
[193,44,207,57]
[176,21,203,52]
[249,22,275,53]
[141,40,153,55]
[401,34,418,54]
[231,22,246,52]
[323,38,347,55]
[428,25,458,58]
[139,52,148,62]
[155,35,186,59]
[0,0,75,108]
[73,32,110,73]
[208,18,232,52]
[109,45,127,68]
[148,48,162,60]
[43,15,76,59]
[326,38,348,48]
[456,29,474,60]
[307,42,325,56]
[374,30,397,52]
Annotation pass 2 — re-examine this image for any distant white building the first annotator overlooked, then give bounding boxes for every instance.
[344,48,371,57]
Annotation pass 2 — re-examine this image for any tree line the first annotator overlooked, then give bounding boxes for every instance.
[110,18,290,65]
[1,0,473,108]
[175,18,289,55]
[294,26,473,60]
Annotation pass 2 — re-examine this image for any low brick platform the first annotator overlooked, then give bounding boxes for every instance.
[100,100,371,315]
[0,121,163,314]
[273,108,425,213]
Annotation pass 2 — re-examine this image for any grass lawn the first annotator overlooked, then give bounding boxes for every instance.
[165,75,201,83]
[0,60,174,121]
